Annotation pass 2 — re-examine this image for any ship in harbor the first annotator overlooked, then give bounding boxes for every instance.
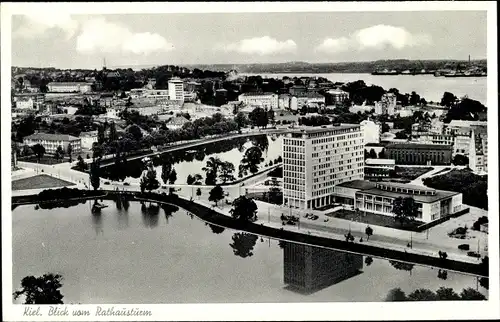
[436,55,487,77]
[371,69,399,75]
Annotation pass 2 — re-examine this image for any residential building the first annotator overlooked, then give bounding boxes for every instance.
[278,94,291,109]
[238,92,278,109]
[183,91,197,102]
[283,242,363,292]
[385,143,453,165]
[13,93,45,109]
[289,86,307,96]
[324,89,349,106]
[15,97,34,109]
[416,133,455,146]
[360,120,381,144]
[364,159,396,181]
[168,77,185,102]
[374,93,397,115]
[282,125,365,210]
[47,82,93,93]
[23,133,81,154]
[79,131,98,150]
[351,181,463,223]
[469,129,488,173]
[165,116,190,130]
[296,92,326,108]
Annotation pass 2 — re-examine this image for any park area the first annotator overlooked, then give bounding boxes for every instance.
[12,174,75,191]
[327,208,424,231]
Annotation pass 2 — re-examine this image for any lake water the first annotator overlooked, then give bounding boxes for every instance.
[12,201,487,304]
[242,73,487,105]
[100,135,283,185]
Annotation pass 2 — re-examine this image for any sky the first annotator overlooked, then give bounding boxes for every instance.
[11,10,487,69]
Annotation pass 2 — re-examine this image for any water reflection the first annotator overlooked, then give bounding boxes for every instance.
[161,203,179,224]
[389,260,415,276]
[364,256,374,266]
[229,233,259,258]
[281,241,363,294]
[207,223,225,234]
[91,207,103,235]
[140,202,160,228]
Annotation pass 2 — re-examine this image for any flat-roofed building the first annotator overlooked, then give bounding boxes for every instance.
[364,158,396,180]
[168,77,185,102]
[374,93,397,116]
[386,143,453,165]
[353,181,463,223]
[79,131,98,150]
[283,124,364,210]
[23,133,81,154]
[238,92,278,109]
[47,82,93,93]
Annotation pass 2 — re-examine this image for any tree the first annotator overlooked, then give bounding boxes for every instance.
[230,196,258,222]
[459,288,486,300]
[196,187,202,199]
[267,187,283,204]
[248,107,268,128]
[76,155,88,171]
[364,256,373,266]
[241,146,264,174]
[452,154,469,166]
[409,91,421,106]
[234,112,248,129]
[32,143,46,162]
[161,161,172,185]
[440,91,457,108]
[208,185,224,206]
[202,156,222,185]
[407,289,438,301]
[92,143,103,160]
[381,122,390,133]
[89,160,100,191]
[13,273,64,304]
[479,277,489,290]
[54,145,64,161]
[127,124,143,141]
[67,144,73,163]
[140,166,160,193]
[436,287,460,300]
[186,174,196,185]
[108,122,118,142]
[168,168,177,185]
[368,148,377,159]
[392,197,418,226]
[97,125,105,144]
[365,226,373,240]
[193,173,203,185]
[378,149,386,159]
[385,288,407,301]
[229,233,259,258]
[219,161,236,183]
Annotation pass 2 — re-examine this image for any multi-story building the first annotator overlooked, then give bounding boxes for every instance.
[469,129,488,173]
[13,93,45,109]
[295,92,326,109]
[289,86,307,96]
[79,131,98,150]
[278,94,291,109]
[23,133,81,154]
[47,82,93,93]
[374,93,397,116]
[324,89,349,106]
[416,133,455,146]
[168,77,185,102]
[283,125,365,210]
[238,92,278,109]
[364,158,396,181]
[353,181,463,223]
[283,242,363,292]
[385,143,453,165]
[360,120,381,144]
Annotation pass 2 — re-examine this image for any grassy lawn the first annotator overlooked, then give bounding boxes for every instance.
[392,166,434,180]
[327,209,424,231]
[12,174,75,191]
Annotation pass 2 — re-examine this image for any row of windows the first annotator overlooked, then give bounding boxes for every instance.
[284,158,305,167]
[283,165,305,173]
[283,189,305,199]
[283,139,305,146]
[313,149,363,159]
[283,152,304,160]
[283,177,305,185]
[312,187,334,197]
[312,141,362,151]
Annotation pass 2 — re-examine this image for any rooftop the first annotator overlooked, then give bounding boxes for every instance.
[336,180,377,190]
[386,143,453,150]
[240,92,276,96]
[289,124,360,135]
[24,133,80,141]
[48,82,93,86]
[360,185,459,203]
[365,159,396,165]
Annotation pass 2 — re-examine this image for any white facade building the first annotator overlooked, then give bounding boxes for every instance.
[79,131,98,150]
[168,77,185,102]
[360,120,380,144]
[47,82,93,93]
[374,93,397,115]
[15,97,34,109]
[283,125,365,210]
[238,92,278,109]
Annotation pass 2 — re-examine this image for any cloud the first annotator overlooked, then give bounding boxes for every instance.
[316,25,432,54]
[219,36,297,55]
[13,12,79,40]
[76,18,174,55]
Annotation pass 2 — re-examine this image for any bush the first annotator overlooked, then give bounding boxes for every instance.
[458,244,470,251]
[467,251,481,258]
[472,216,488,231]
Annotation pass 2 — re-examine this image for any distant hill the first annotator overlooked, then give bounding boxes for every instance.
[182,59,487,74]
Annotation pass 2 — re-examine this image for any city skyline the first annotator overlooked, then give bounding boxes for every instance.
[12,11,487,69]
